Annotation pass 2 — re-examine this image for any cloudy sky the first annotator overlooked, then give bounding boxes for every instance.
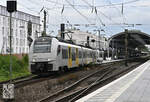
[1,0,150,37]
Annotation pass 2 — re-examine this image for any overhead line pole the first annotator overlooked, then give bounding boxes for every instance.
[42,10,47,36]
[9,12,12,83]
[44,10,46,35]
[98,30,101,50]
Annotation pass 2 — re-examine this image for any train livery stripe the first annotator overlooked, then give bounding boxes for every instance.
[68,46,72,68]
[76,48,79,66]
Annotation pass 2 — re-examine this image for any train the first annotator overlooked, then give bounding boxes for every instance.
[29,36,104,75]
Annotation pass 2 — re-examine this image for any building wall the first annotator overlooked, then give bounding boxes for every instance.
[0,5,40,54]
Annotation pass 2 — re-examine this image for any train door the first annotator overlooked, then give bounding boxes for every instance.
[75,48,79,66]
[68,46,72,68]
[81,47,84,66]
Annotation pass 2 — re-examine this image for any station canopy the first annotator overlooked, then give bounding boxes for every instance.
[109,30,150,50]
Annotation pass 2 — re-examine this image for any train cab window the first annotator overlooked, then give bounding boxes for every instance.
[33,37,51,53]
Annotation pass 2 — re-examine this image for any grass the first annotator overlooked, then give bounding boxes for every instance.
[0,55,31,82]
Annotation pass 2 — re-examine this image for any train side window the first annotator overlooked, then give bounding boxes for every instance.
[62,49,68,59]
[69,47,71,58]
[90,51,92,58]
[84,51,87,58]
[83,51,85,58]
[99,53,101,57]
[72,49,76,61]
[79,51,82,58]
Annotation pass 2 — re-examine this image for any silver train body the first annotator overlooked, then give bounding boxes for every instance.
[29,36,104,74]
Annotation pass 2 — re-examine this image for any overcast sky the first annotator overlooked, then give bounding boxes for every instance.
[1,0,150,37]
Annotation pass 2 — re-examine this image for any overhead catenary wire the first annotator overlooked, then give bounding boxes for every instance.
[45,0,141,8]
[81,0,125,30]
[106,0,126,24]
[17,2,40,14]
[65,0,93,24]
[19,0,146,36]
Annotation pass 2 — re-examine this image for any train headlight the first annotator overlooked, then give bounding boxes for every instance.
[48,59,50,61]
[32,58,36,62]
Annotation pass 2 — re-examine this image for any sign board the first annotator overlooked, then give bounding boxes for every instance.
[3,84,14,99]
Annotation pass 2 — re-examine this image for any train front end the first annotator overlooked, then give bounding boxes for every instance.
[29,36,58,74]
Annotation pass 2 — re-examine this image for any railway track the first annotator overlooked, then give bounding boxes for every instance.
[56,63,142,102]
[0,57,147,102]
[0,75,39,91]
[0,59,122,90]
[0,74,33,84]
[38,66,114,102]
[39,62,142,102]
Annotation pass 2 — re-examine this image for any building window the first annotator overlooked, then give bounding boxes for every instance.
[16,47,18,53]
[20,30,22,37]
[2,27,4,35]
[2,7,4,15]
[12,37,14,45]
[11,29,13,36]
[7,28,9,36]
[7,18,9,27]
[16,29,17,36]
[3,17,5,26]
[26,48,28,53]
[20,39,22,46]
[22,48,25,53]
[20,47,21,53]
[16,20,18,27]
[0,6,1,14]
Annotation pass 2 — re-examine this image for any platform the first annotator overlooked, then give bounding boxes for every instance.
[76,60,150,102]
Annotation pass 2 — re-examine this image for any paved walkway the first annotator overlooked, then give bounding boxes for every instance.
[77,60,150,102]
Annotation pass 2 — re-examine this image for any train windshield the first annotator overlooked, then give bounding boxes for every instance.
[33,37,52,53]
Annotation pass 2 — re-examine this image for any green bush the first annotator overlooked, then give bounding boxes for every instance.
[0,55,30,81]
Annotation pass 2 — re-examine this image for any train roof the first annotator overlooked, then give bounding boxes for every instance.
[37,36,96,50]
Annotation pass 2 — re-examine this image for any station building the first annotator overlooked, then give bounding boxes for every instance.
[58,29,108,50]
[0,5,40,54]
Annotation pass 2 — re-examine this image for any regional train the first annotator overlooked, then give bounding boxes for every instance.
[29,36,104,75]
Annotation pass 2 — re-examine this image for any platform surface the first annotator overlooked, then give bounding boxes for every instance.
[76,60,150,102]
